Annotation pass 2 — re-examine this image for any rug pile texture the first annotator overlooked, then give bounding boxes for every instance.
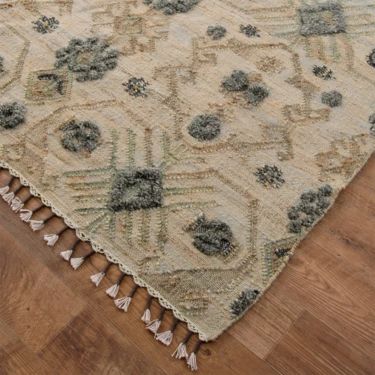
[0,0,374,342]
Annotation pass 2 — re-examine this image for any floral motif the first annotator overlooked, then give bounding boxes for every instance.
[288,185,333,234]
[187,214,233,256]
[60,120,101,153]
[313,65,335,80]
[32,15,59,34]
[55,37,119,82]
[240,24,260,37]
[0,102,26,130]
[222,70,249,92]
[254,165,285,188]
[245,85,269,106]
[143,0,199,15]
[123,77,149,97]
[367,49,375,68]
[207,25,227,40]
[321,90,342,107]
[0,56,4,73]
[188,114,222,141]
[108,168,163,212]
[230,289,259,317]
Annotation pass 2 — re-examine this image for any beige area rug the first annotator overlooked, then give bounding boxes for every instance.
[0,0,374,369]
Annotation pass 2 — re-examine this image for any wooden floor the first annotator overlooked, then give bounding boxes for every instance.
[0,156,374,375]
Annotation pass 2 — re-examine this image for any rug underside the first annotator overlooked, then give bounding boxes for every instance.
[0,0,374,346]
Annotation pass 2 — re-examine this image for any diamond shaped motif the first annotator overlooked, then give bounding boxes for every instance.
[298,2,346,36]
[108,168,163,212]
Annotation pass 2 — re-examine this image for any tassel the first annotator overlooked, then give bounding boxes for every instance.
[70,256,85,270]
[156,330,173,346]
[11,197,24,212]
[146,319,161,334]
[172,331,193,360]
[156,318,178,346]
[43,234,59,247]
[106,284,120,298]
[141,295,153,324]
[29,220,44,231]
[90,271,105,287]
[114,284,138,311]
[0,186,9,196]
[114,296,132,312]
[2,192,14,204]
[186,340,202,372]
[141,308,151,324]
[20,209,33,222]
[60,249,73,261]
[187,352,198,371]
[172,342,189,359]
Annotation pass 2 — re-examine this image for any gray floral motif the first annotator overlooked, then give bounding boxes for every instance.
[321,90,342,107]
[274,248,290,258]
[254,165,285,188]
[230,289,259,317]
[187,214,233,256]
[298,2,346,36]
[0,56,4,73]
[312,65,335,80]
[367,49,375,68]
[143,0,199,15]
[245,85,269,106]
[32,15,59,34]
[240,24,260,37]
[207,25,227,40]
[288,184,333,234]
[61,120,101,153]
[55,37,119,82]
[369,113,375,136]
[123,77,149,97]
[188,114,222,141]
[0,102,26,130]
[108,168,163,212]
[222,70,249,92]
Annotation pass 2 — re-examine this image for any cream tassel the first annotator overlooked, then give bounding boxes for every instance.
[43,234,59,247]
[60,249,73,261]
[172,342,189,359]
[11,197,24,212]
[106,284,120,298]
[155,330,173,346]
[0,186,9,196]
[70,256,85,270]
[114,296,132,312]
[29,220,44,231]
[146,319,161,334]
[141,308,151,324]
[90,271,105,287]
[187,352,198,371]
[2,192,14,204]
[20,209,32,222]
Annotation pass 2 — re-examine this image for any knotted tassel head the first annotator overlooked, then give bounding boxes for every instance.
[114,296,132,312]
[19,209,32,222]
[60,249,73,261]
[155,330,173,346]
[90,271,105,287]
[43,234,59,247]
[29,220,44,231]
[70,256,85,270]
[2,192,14,204]
[172,342,189,359]
[0,185,10,196]
[187,352,198,371]
[106,284,120,298]
[11,197,24,212]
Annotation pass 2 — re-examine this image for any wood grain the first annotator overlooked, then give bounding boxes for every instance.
[0,155,374,375]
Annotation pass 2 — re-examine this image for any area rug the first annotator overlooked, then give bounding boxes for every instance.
[0,0,374,370]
